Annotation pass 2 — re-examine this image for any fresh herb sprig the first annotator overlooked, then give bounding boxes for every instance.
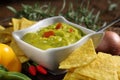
[7,1,102,31]
[64,2,101,30]
[7,3,56,21]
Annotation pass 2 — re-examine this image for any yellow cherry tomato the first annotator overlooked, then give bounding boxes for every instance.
[0,43,21,72]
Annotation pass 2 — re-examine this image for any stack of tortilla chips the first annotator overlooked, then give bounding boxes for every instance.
[59,39,120,80]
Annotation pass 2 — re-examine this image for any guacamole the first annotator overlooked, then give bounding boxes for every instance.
[22,23,85,50]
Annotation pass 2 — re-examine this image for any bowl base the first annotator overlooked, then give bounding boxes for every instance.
[47,69,67,75]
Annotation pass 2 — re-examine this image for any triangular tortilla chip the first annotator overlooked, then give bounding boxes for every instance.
[20,17,36,30]
[59,39,96,69]
[12,17,36,31]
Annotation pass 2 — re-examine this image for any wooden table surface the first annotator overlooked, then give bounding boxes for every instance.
[0,0,120,80]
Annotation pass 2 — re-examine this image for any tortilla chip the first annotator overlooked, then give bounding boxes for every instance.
[12,18,21,31]
[10,39,29,63]
[70,73,95,80]
[64,69,95,80]
[63,71,75,80]
[0,27,13,44]
[74,52,118,80]
[59,39,96,69]
[20,18,36,30]
[0,25,5,30]
[117,70,120,80]
[12,17,36,31]
[112,56,120,67]
[17,55,29,63]
[112,56,120,79]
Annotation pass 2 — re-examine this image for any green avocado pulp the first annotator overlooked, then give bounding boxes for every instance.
[22,23,85,50]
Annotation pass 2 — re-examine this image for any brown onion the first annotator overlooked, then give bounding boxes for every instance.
[96,31,120,55]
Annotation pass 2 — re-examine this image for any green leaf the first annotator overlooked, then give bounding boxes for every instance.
[7,6,17,14]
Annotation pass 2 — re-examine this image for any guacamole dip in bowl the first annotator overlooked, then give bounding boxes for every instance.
[22,22,85,50]
[12,16,96,74]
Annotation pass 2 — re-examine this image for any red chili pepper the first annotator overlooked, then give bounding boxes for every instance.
[55,23,62,29]
[69,28,74,32]
[36,65,47,75]
[28,63,36,76]
[43,31,54,38]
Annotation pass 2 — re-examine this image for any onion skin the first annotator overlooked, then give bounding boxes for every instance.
[96,31,120,55]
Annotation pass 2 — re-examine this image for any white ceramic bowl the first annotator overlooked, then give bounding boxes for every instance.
[12,16,97,73]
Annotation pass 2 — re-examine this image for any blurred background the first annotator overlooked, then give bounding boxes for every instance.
[0,0,120,33]
[0,0,120,21]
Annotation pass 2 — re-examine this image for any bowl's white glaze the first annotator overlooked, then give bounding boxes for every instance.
[12,16,96,73]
